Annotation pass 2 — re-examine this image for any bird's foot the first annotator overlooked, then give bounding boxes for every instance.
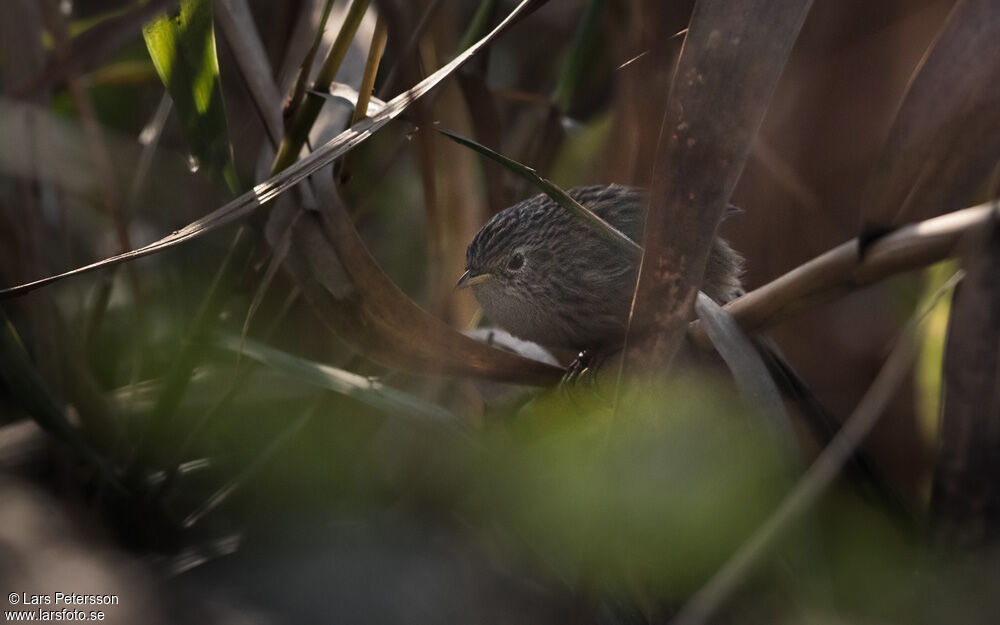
[561,350,599,388]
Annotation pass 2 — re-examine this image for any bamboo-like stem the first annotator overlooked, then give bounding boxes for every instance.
[351,15,387,125]
[285,0,336,122]
[336,12,387,184]
[271,0,371,174]
[689,203,998,347]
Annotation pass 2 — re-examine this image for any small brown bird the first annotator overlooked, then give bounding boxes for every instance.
[458,185,904,517]
[456,184,744,353]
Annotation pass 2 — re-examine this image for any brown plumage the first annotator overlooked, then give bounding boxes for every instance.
[459,184,744,352]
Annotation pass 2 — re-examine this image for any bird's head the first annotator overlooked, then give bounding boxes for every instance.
[456,206,556,299]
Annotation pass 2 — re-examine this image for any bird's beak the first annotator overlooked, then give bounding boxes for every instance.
[455,270,491,290]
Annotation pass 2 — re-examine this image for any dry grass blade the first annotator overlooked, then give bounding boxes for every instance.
[625,0,814,374]
[860,0,1000,227]
[671,270,963,625]
[0,0,546,299]
[694,293,792,450]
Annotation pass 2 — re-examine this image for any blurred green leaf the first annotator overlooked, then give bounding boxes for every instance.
[455,382,789,598]
[143,0,239,192]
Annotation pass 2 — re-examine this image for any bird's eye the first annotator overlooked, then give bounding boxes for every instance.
[507,253,524,271]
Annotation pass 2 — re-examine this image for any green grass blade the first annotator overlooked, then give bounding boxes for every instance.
[143,0,239,192]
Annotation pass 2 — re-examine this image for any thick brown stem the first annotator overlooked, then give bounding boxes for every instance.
[624,0,813,374]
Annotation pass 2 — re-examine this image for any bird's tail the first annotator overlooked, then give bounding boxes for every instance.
[755,336,914,528]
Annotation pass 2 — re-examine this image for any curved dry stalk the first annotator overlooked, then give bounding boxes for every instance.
[689,202,997,347]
